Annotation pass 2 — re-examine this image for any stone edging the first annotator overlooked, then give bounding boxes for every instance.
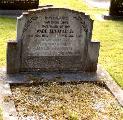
[0,81,18,120]
[98,65,123,107]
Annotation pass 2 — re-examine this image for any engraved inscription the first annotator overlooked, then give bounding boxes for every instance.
[22,13,85,56]
[19,8,96,72]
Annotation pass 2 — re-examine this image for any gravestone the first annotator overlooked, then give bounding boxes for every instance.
[103,0,123,19]
[7,8,100,74]
[110,0,123,16]
[0,0,39,10]
[0,0,39,16]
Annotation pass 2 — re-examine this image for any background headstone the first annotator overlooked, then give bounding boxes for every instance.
[7,8,100,73]
[103,0,123,19]
[109,0,123,16]
[0,0,39,10]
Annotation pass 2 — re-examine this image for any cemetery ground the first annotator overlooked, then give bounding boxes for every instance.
[0,0,123,119]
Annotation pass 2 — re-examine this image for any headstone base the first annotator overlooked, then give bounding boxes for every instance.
[0,65,104,84]
[0,5,53,16]
[0,65,123,107]
[102,14,123,20]
[0,10,24,16]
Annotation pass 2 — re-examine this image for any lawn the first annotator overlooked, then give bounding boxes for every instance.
[0,107,2,120]
[0,0,123,89]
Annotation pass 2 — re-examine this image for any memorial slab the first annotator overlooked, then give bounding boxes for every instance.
[7,8,100,74]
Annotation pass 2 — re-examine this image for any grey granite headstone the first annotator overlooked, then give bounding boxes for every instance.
[7,8,100,74]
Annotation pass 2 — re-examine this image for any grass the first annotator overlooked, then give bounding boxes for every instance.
[0,17,16,66]
[93,20,123,86]
[0,0,123,89]
[0,107,2,120]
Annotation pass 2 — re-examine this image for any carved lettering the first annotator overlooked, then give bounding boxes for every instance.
[23,14,85,57]
[37,29,47,33]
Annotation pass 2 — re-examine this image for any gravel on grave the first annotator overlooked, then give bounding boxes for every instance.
[11,82,123,120]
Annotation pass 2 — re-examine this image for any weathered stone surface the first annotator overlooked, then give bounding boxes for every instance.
[7,41,20,74]
[7,8,100,73]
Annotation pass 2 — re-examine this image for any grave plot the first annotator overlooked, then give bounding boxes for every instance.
[1,77,123,120]
[0,7,123,120]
